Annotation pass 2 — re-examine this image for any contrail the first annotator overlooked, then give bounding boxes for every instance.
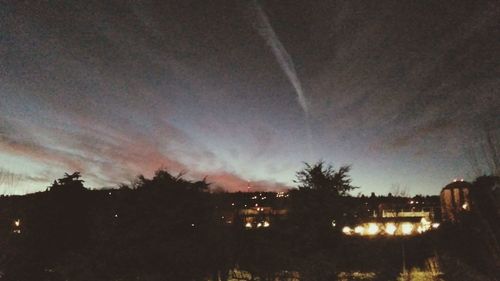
[251,0,309,115]
[251,0,313,157]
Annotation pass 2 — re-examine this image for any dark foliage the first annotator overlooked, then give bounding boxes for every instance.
[0,168,497,280]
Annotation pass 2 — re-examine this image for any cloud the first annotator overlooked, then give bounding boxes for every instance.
[204,171,290,192]
[0,114,290,192]
[1,0,499,195]
[302,0,500,154]
[0,133,87,172]
[384,119,455,150]
[0,168,50,194]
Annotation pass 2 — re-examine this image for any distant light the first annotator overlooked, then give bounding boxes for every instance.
[191,223,195,227]
[14,219,21,227]
[331,220,336,228]
[114,214,118,218]
[385,223,397,235]
[255,203,258,207]
[401,223,413,235]
[257,222,262,228]
[462,203,469,210]
[460,179,464,182]
[263,221,270,227]
[245,222,252,228]
[108,192,112,196]
[410,200,414,204]
[453,179,457,182]
[354,225,364,234]
[342,226,352,235]
[367,223,379,235]
[231,203,235,206]
[432,223,440,229]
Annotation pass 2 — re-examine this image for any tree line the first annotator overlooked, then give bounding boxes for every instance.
[0,162,498,280]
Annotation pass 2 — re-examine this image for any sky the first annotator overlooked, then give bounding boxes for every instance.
[1,0,499,195]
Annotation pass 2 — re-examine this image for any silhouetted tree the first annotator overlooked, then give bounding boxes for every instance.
[294,161,358,196]
[48,172,86,192]
[465,127,500,177]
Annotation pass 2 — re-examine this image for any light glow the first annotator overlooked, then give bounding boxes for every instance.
[385,223,397,235]
[367,223,379,235]
[417,226,423,233]
[401,223,413,235]
[354,225,364,234]
[342,226,352,235]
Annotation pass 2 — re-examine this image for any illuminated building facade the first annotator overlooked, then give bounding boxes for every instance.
[342,217,439,236]
[341,195,441,236]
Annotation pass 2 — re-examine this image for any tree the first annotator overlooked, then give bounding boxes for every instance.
[48,172,86,191]
[287,161,358,268]
[134,169,189,190]
[294,161,357,196]
[465,127,500,177]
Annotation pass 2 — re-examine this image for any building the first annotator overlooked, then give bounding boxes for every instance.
[440,180,472,222]
[341,195,441,236]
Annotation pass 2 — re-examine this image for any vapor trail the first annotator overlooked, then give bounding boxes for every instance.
[251,0,313,157]
[251,0,309,115]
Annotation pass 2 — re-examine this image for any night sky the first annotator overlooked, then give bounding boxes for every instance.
[1,0,499,195]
